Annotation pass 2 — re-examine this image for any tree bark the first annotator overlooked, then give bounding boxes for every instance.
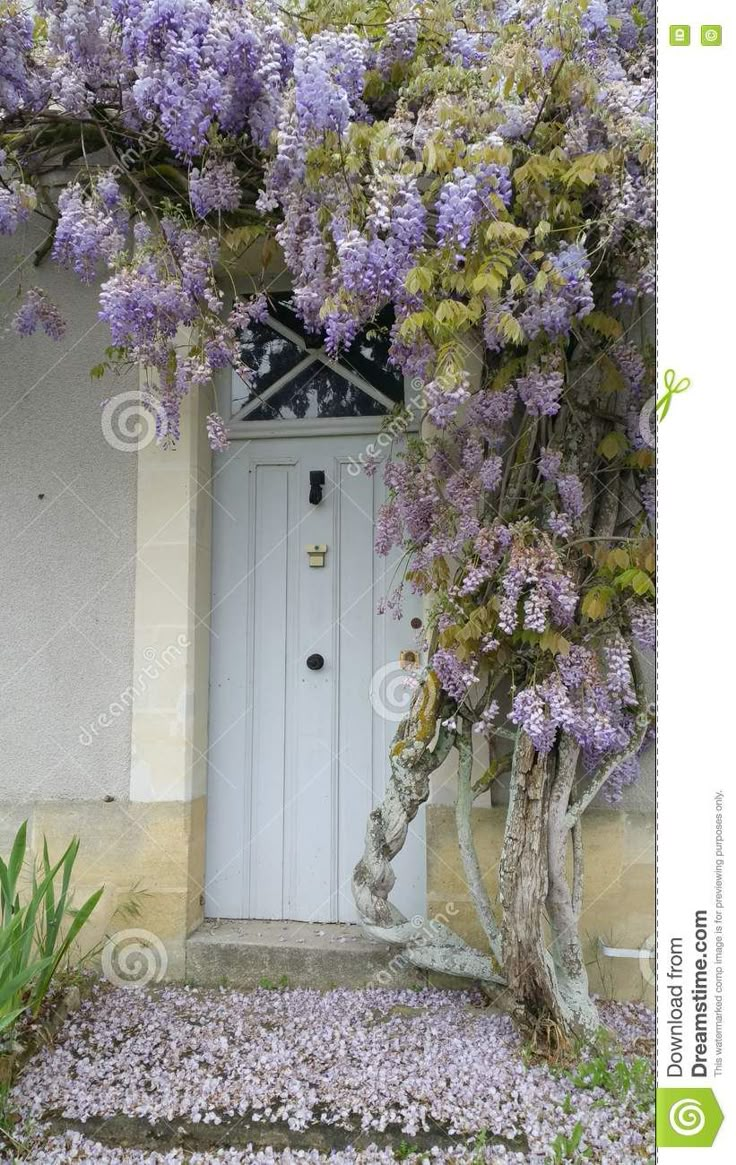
[455,721,502,964]
[352,671,505,984]
[498,734,565,1037]
[546,735,599,1036]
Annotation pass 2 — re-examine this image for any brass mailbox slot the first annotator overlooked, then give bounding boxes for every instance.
[306,544,328,568]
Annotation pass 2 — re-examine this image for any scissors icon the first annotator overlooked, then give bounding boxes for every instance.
[656,369,691,421]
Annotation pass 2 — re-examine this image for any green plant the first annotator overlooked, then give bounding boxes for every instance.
[257,975,289,991]
[0,822,103,1034]
[468,1129,488,1165]
[546,1121,592,1163]
[394,1141,420,1160]
[569,1055,654,1112]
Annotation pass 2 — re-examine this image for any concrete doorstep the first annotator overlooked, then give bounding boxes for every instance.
[185,919,425,990]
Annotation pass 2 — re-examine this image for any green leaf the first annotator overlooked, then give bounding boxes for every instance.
[500,313,524,345]
[607,548,630,570]
[221,224,267,253]
[492,357,526,390]
[613,567,638,590]
[533,269,549,292]
[597,431,629,461]
[540,630,571,655]
[631,570,655,596]
[398,310,432,339]
[484,221,529,248]
[599,355,626,394]
[581,586,614,620]
[434,300,469,326]
[405,266,434,294]
[584,311,624,340]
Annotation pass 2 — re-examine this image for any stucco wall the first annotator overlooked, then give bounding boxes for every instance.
[0,221,138,804]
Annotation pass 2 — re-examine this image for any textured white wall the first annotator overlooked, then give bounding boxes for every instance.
[0,221,138,802]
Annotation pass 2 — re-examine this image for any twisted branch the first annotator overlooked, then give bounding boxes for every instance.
[352,670,505,984]
[455,720,503,962]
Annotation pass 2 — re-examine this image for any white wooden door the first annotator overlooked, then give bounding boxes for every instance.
[205,434,425,922]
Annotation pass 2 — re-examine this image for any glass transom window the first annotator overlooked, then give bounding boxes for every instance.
[231,296,404,422]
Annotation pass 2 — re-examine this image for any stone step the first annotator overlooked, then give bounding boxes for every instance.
[185,918,423,990]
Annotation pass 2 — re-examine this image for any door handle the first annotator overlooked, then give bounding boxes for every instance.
[309,470,325,505]
[306,654,325,670]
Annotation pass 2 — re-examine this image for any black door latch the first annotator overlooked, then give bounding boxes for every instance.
[309,470,325,505]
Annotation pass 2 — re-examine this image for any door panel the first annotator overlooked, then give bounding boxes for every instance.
[248,461,293,918]
[206,435,425,922]
[335,457,377,919]
[285,453,335,920]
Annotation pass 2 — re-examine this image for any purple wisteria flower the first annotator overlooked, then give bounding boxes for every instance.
[479,454,503,491]
[52,183,127,282]
[425,374,470,428]
[9,983,654,1161]
[109,0,291,156]
[557,473,585,520]
[437,169,480,256]
[510,635,641,758]
[629,599,655,650]
[0,179,36,235]
[189,157,242,218]
[0,5,42,115]
[205,411,230,451]
[376,14,419,76]
[12,288,65,340]
[473,699,500,734]
[547,511,574,539]
[432,647,478,701]
[294,30,367,135]
[538,447,562,481]
[521,242,594,338]
[516,366,565,417]
[497,529,579,635]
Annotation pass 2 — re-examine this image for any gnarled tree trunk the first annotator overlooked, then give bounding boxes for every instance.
[545,736,599,1036]
[353,668,650,1046]
[498,734,571,1038]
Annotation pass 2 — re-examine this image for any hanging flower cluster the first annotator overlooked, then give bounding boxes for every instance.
[1,0,655,796]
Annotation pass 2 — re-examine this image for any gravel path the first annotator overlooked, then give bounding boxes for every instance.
[7,985,654,1164]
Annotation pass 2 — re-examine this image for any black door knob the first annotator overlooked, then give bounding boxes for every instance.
[306,653,325,671]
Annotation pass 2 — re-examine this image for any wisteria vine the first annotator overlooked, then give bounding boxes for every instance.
[1,0,655,1032]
